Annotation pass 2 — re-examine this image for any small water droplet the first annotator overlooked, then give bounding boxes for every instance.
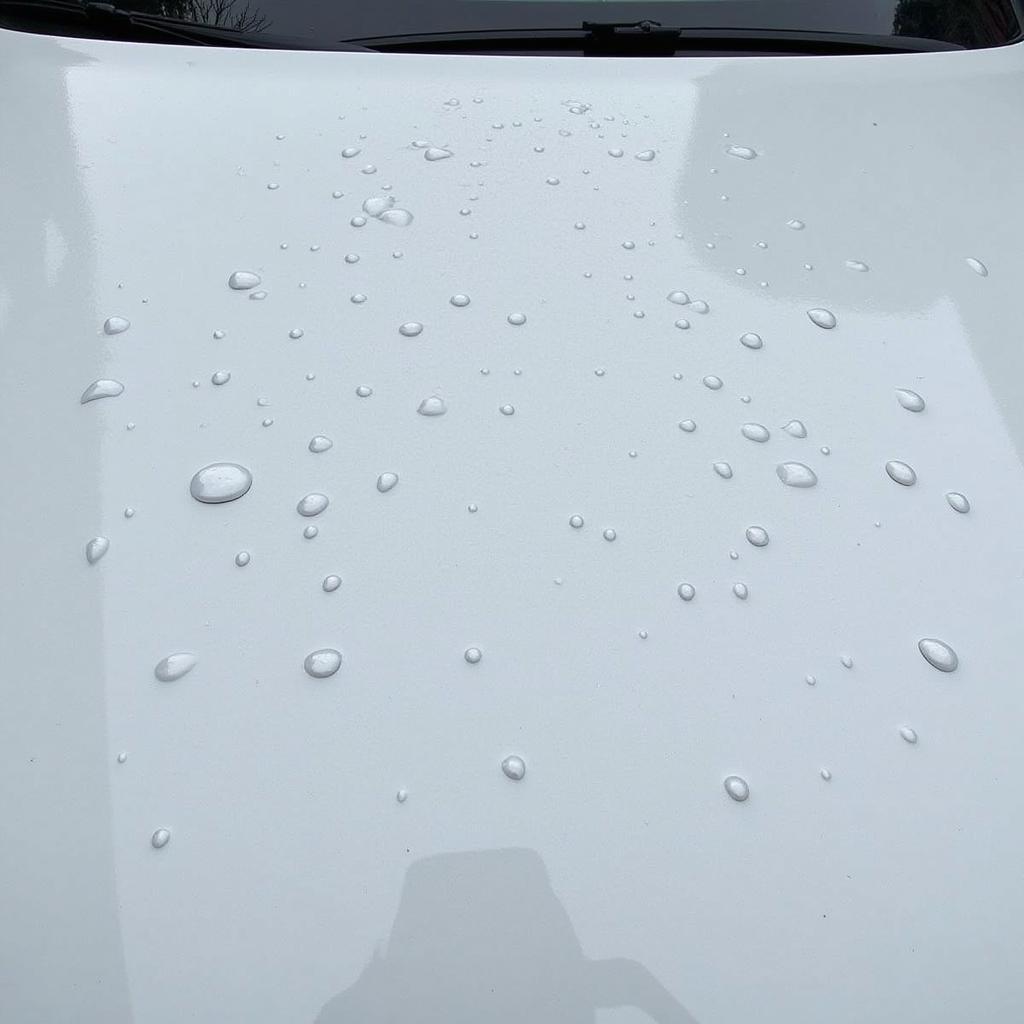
[899,726,918,744]
[376,472,399,493]
[723,775,749,801]
[677,583,696,601]
[341,146,361,158]
[622,241,636,250]
[507,312,527,326]
[918,637,958,672]
[344,253,360,264]
[782,419,807,438]
[85,536,109,564]
[151,828,171,849]
[396,788,409,803]
[399,321,423,337]
[424,146,453,161]
[304,648,342,678]
[501,755,526,781]
[787,219,805,230]
[212,330,225,339]
[308,435,333,453]
[464,647,483,664]
[690,300,709,314]
[966,257,988,276]
[805,674,817,686]
[234,551,250,567]
[703,375,723,390]
[449,293,471,307]
[154,653,197,682]
[417,396,447,417]
[678,419,697,433]
[350,215,367,228]
[603,528,617,541]
[380,208,414,226]
[116,751,128,764]
[635,149,656,162]
[80,379,124,404]
[288,328,304,340]
[807,308,837,329]
[895,388,925,412]
[741,423,770,443]
[123,507,135,519]
[776,462,818,488]
[713,462,733,479]
[725,145,756,160]
[569,514,585,529]
[946,491,970,513]
[190,463,252,503]
[360,165,377,175]
[228,271,261,290]
[499,404,516,416]
[322,575,342,592]
[732,582,749,600]
[841,655,853,669]
[103,316,130,335]
[362,195,394,217]
[608,147,624,158]
[355,385,373,397]
[820,768,832,781]
[745,526,769,547]
[249,290,267,300]
[303,525,318,539]
[468,503,479,513]
[296,493,329,517]
[885,460,917,486]
[740,332,763,350]
[674,318,691,331]
[667,290,690,306]
[211,370,231,385]
[845,260,869,272]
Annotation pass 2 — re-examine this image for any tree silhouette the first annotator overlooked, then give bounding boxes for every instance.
[135,0,271,33]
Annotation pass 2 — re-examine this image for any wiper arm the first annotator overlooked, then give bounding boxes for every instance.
[0,0,373,50]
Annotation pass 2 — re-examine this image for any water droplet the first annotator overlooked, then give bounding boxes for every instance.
[424,146,453,161]
[621,241,635,250]
[212,330,225,339]
[85,536,109,564]
[713,462,733,479]
[690,300,709,314]
[635,149,656,161]
[377,472,399,493]
[845,260,869,272]
[666,291,691,308]
[677,583,696,601]
[211,370,231,385]
[745,526,769,547]
[741,423,770,443]
[80,379,124,404]
[362,195,394,217]
[123,507,135,519]
[732,582,749,600]
[234,551,250,567]
[966,257,988,276]
[379,208,414,226]
[946,491,970,513]
[344,253,360,264]
[567,514,586,530]
[672,318,691,331]
[361,165,377,175]
[297,493,329,517]
[805,674,817,686]
[602,528,617,542]
[918,637,958,672]
[608,147,624,158]
[308,435,333,454]
[702,375,723,390]
[776,462,818,488]
[841,655,853,669]
[287,328,304,340]
[725,145,756,160]
[151,828,170,849]
[303,525,318,539]
[103,316,130,335]
[399,321,423,338]
[464,647,483,664]
[501,755,526,781]
[723,775,750,801]
[807,308,837,329]
[677,419,698,433]
[341,146,361,158]
[449,293,471,307]
[116,751,128,764]
[885,460,917,486]
[322,575,342,592]
[895,388,925,412]
[507,312,527,326]
[786,219,805,230]
[350,215,367,228]
[154,653,197,682]
[820,768,832,781]
[899,726,918,744]
[782,419,808,438]
[189,463,252,504]
[304,648,342,678]
[396,788,409,804]
[414,394,448,418]
[228,270,261,290]
[499,404,516,416]
[739,332,763,350]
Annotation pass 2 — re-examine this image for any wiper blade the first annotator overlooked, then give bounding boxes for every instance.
[0,0,372,50]
[347,22,964,56]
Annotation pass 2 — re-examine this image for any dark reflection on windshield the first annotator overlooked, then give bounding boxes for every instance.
[316,848,698,1023]
[133,0,271,32]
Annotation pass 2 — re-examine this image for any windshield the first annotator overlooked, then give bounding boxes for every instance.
[4,0,1022,50]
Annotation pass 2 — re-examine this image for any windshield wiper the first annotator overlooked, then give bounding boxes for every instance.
[347,21,963,56]
[0,0,372,50]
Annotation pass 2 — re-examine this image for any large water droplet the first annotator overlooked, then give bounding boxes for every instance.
[807,308,837,329]
[732,582,749,600]
[741,423,770,443]
[417,396,447,417]
[341,146,361,158]
[713,462,733,479]
[449,293,471,307]
[966,257,988,276]
[946,491,970,513]
[297,493,329,517]
[703,375,723,390]
[678,419,697,433]
[322,575,342,592]
[501,755,526,781]
[211,370,231,386]
[228,271,261,290]
[635,149,656,162]
[85,536,109,564]
[379,208,413,226]
[399,321,423,337]
[745,526,769,547]
[845,260,869,272]
[895,388,925,412]
[154,653,197,682]
[424,146,453,161]
[308,435,333,453]
[918,637,958,672]
[464,647,483,664]
[80,379,124,404]
[782,419,807,438]
[725,145,756,160]
[677,582,696,601]
[363,195,395,217]
[885,460,917,486]
[151,828,171,849]
[234,551,250,567]
[723,775,749,801]
[189,463,252,503]
[304,648,342,678]
[103,316,130,335]
[740,332,763,349]
[667,290,690,305]
[377,472,399,493]
[776,462,818,488]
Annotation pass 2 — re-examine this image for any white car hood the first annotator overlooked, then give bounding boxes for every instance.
[2,28,1024,1024]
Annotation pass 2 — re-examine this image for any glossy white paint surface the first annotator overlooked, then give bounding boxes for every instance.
[2,28,1024,1023]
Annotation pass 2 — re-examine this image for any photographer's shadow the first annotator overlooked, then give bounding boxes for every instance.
[316,847,697,1023]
